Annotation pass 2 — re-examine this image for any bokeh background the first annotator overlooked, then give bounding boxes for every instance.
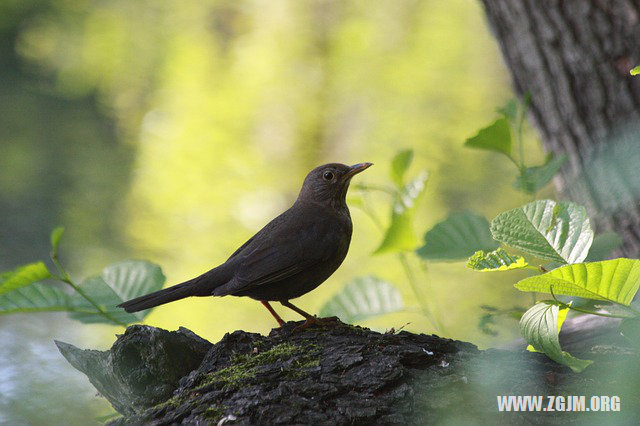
[1,0,549,423]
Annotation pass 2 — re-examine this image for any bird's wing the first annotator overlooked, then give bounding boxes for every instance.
[236,257,315,287]
[214,208,340,295]
[226,235,255,261]
[238,219,333,286]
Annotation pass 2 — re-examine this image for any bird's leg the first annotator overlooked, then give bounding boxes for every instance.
[280,300,338,330]
[260,301,285,326]
[280,300,314,320]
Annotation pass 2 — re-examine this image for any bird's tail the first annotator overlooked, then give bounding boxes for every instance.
[117,280,198,313]
[117,264,233,313]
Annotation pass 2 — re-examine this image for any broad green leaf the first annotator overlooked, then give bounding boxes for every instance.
[0,283,76,314]
[68,276,141,325]
[101,260,165,304]
[515,258,640,305]
[50,226,65,256]
[374,172,428,254]
[490,200,594,264]
[390,149,414,186]
[467,248,528,271]
[520,301,592,372]
[69,260,166,325]
[513,153,567,194]
[319,276,403,323]
[631,66,640,76]
[0,262,52,295]
[464,117,512,159]
[417,211,498,261]
[585,232,623,261]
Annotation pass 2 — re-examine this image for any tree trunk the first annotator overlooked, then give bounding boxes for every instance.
[480,0,640,256]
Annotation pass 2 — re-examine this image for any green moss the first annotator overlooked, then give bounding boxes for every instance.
[148,342,322,417]
[194,342,321,391]
[285,356,320,379]
[202,405,226,420]
[152,394,184,411]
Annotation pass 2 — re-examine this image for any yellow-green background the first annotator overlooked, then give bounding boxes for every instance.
[0,0,548,423]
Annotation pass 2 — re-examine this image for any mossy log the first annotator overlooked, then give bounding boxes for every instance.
[56,321,639,424]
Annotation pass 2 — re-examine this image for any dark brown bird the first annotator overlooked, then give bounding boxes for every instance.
[118,162,372,328]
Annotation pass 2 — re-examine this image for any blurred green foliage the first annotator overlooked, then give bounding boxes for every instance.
[0,0,547,423]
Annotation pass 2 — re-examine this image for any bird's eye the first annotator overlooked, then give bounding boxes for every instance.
[323,171,334,181]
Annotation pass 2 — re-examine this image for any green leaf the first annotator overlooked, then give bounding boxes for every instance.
[490,200,594,264]
[0,283,76,314]
[631,66,640,76]
[520,301,592,372]
[319,276,403,323]
[50,226,65,256]
[69,260,166,325]
[464,117,512,159]
[101,260,166,304]
[585,232,623,261]
[374,172,428,254]
[390,149,414,186]
[68,277,140,325]
[0,262,52,295]
[515,258,640,306]
[467,248,528,271]
[417,211,498,261]
[513,153,567,194]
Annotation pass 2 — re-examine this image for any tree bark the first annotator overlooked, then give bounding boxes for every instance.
[57,323,640,424]
[480,0,640,256]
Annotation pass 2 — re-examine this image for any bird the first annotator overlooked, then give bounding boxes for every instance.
[117,162,372,329]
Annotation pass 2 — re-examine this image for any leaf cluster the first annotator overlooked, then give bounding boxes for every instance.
[322,97,639,374]
[464,95,567,195]
[0,228,165,326]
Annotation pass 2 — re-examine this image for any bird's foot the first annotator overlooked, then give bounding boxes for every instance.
[292,315,340,333]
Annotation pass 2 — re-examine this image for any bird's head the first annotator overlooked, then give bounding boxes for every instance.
[297,162,373,207]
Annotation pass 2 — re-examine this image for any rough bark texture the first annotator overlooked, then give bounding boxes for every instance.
[55,326,212,415]
[480,0,640,256]
[57,322,639,425]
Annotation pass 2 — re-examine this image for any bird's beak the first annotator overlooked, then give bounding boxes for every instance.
[344,162,373,180]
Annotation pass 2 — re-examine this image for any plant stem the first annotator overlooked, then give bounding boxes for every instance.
[516,100,526,169]
[520,265,541,272]
[51,254,128,327]
[548,286,639,319]
[400,254,444,333]
[566,305,634,319]
[358,191,385,232]
[358,190,442,332]
[0,307,108,315]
